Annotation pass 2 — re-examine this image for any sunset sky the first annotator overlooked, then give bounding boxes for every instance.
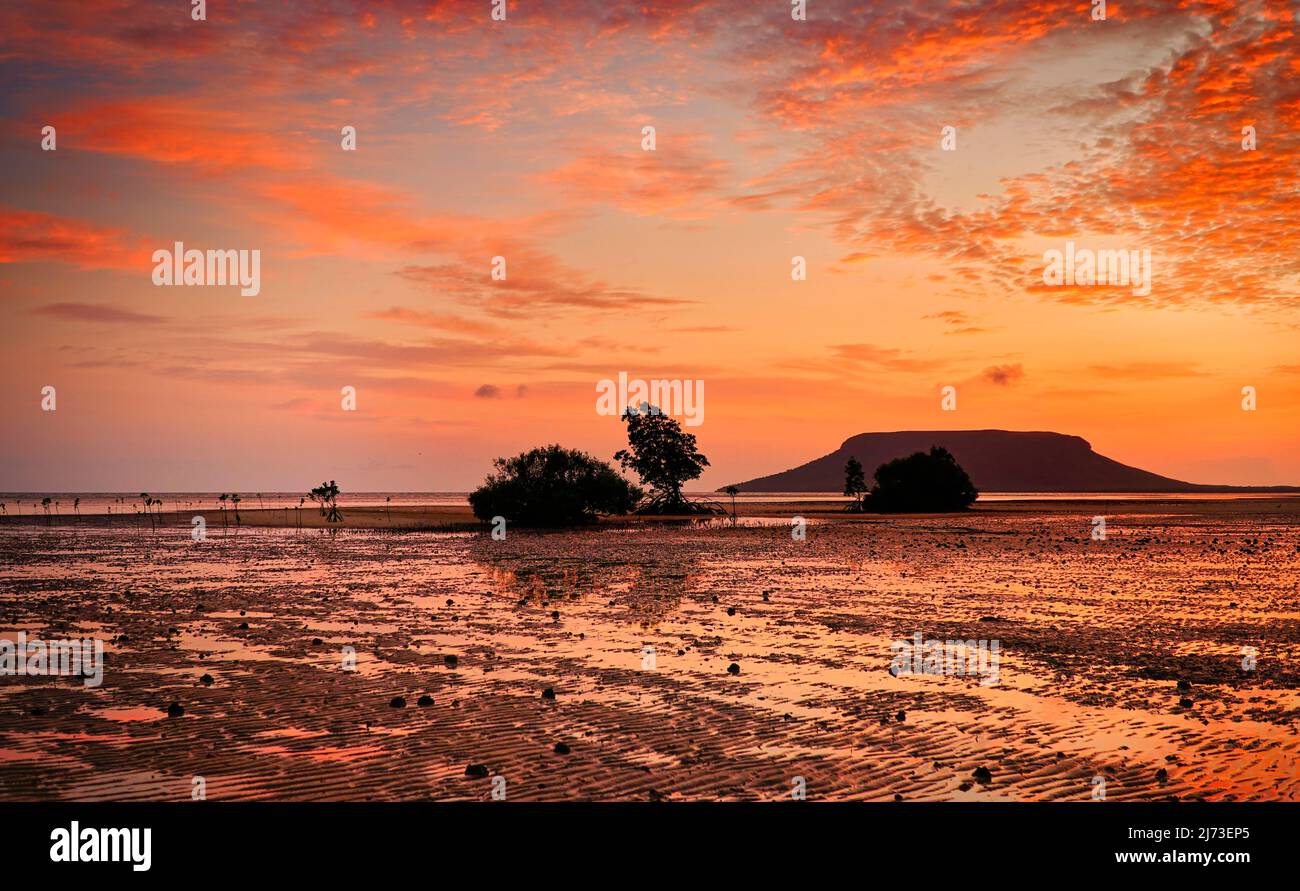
[2,0,1297,492]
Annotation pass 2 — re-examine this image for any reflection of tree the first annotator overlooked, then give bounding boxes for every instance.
[619,565,699,629]
[469,537,703,629]
[482,561,603,608]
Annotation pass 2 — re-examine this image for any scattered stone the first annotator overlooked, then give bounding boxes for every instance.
[443,654,458,668]
[417,695,434,707]
[553,742,571,755]
[389,696,406,708]
[465,764,489,778]
[1179,697,1193,709]
[895,710,906,722]
[237,622,249,630]
[166,701,184,718]
[1155,768,1169,784]
[200,674,214,686]
[893,793,904,802]
[541,687,556,700]
[972,766,993,783]
[958,782,973,792]
[727,663,740,675]
[312,638,323,645]
[1176,680,1191,692]
[727,607,736,616]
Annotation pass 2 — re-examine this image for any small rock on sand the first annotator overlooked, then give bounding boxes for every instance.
[972,766,993,782]
[541,687,556,700]
[553,742,571,755]
[389,696,406,708]
[465,764,489,778]
[727,663,740,675]
[200,674,214,686]
[166,702,184,718]
[417,695,434,707]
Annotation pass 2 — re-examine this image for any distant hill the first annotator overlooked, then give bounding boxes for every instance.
[728,430,1300,493]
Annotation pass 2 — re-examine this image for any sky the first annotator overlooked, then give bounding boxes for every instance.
[1,0,1298,492]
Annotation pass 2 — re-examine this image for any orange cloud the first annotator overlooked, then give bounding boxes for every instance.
[543,135,731,218]
[0,206,147,269]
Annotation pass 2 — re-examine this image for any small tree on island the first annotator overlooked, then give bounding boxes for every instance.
[843,456,867,511]
[722,484,739,525]
[309,480,343,523]
[867,446,978,513]
[469,445,642,526]
[614,405,719,515]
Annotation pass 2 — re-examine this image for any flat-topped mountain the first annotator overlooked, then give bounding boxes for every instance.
[729,430,1299,493]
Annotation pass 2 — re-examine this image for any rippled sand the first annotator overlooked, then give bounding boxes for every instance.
[1,499,1297,801]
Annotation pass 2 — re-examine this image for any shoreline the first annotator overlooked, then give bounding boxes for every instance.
[2,494,1299,530]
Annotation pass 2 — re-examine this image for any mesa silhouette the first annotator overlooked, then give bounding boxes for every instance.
[729,430,1299,493]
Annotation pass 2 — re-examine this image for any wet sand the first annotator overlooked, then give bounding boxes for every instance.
[1,497,1297,801]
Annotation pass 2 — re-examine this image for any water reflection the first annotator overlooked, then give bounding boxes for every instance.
[468,531,704,628]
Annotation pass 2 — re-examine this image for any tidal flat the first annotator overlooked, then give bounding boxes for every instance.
[1,497,1297,801]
